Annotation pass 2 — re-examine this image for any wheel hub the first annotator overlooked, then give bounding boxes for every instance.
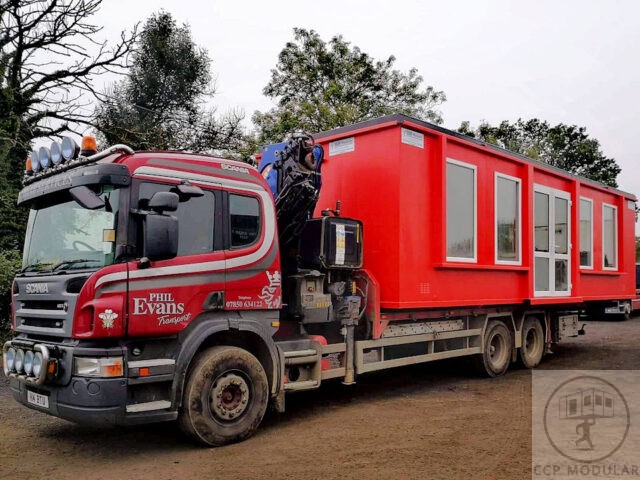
[525,328,537,355]
[210,373,250,421]
[488,332,507,367]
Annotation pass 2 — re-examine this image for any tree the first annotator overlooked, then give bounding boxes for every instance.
[0,0,134,249]
[94,11,244,154]
[458,119,621,187]
[0,249,21,340]
[253,28,446,143]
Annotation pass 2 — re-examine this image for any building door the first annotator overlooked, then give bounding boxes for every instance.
[534,185,571,297]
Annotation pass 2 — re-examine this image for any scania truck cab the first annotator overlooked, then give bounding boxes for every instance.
[4,135,363,446]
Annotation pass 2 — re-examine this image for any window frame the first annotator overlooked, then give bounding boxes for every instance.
[602,202,618,271]
[579,197,594,270]
[445,158,477,263]
[494,172,522,265]
[227,191,263,250]
[132,179,223,257]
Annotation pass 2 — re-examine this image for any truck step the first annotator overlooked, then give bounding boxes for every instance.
[284,380,319,391]
[283,349,317,358]
[125,400,172,413]
[283,349,320,366]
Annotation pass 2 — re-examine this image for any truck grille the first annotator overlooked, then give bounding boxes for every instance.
[16,300,68,330]
[21,300,67,311]
[13,274,82,338]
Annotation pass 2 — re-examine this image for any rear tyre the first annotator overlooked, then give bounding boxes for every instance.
[473,320,512,377]
[618,302,632,321]
[517,317,544,369]
[178,346,269,447]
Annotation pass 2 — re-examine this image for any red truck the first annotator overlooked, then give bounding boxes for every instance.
[3,114,636,446]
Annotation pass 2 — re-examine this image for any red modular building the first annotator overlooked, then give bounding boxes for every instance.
[313,114,636,315]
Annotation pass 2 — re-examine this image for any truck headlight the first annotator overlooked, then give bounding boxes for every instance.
[5,347,16,371]
[24,350,34,375]
[74,357,123,378]
[14,349,25,373]
[32,352,44,378]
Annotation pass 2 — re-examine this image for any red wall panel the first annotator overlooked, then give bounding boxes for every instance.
[314,116,636,310]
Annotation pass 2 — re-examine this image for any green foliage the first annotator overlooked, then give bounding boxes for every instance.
[95,11,245,154]
[253,28,446,143]
[0,250,21,342]
[458,119,621,187]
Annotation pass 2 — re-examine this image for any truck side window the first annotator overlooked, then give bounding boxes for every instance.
[139,182,215,256]
[230,194,260,247]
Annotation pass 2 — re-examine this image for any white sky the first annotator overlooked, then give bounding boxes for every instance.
[81,0,640,228]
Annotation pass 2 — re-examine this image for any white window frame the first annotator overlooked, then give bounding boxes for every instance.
[602,203,618,271]
[446,158,477,263]
[533,184,571,297]
[494,172,522,265]
[579,197,593,270]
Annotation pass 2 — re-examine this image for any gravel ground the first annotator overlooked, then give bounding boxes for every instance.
[1,317,639,480]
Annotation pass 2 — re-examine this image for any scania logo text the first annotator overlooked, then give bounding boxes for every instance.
[25,283,49,294]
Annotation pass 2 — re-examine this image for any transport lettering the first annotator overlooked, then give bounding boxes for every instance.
[133,292,185,316]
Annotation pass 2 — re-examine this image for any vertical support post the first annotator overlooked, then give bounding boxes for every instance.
[524,164,535,296]
[571,180,581,296]
[343,323,356,385]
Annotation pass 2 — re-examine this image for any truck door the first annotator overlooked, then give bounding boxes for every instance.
[126,179,225,336]
[223,189,281,311]
[533,185,571,297]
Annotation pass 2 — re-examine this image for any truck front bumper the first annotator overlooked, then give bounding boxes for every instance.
[5,340,178,426]
[9,373,178,426]
[10,375,128,425]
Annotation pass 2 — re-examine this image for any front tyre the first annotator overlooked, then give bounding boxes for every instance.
[179,346,269,447]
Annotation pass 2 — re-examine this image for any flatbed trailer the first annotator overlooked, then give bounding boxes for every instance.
[3,114,636,446]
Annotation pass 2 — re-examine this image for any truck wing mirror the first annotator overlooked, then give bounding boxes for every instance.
[147,191,179,212]
[70,185,105,210]
[143,213,178,261]
[176,183,204,199]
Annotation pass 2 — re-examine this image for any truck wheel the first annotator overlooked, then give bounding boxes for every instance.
[179,346,269,447]
[618,302,632,321]
[474,320,512,377]
[517,317,544,369]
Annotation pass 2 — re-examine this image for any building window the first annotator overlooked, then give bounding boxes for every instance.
[579,198,593,268]
[446,159,476,261]
[230,194,261,247]
[495,174,521,264]
[602,203,618,270]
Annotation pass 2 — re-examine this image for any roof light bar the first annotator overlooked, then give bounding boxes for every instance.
[61,136,80,161]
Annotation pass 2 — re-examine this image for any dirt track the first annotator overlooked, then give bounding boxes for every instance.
[1,317,639,480]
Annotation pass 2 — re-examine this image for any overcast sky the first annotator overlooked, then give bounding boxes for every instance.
[89,0,639,227]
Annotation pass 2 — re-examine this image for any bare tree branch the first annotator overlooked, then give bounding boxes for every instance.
[1,0,137,193]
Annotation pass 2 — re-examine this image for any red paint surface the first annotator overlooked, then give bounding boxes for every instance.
[74,153,281,339]
[73,119,636,340]
[313,118,636,311]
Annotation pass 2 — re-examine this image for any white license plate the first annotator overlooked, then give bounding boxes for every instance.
[605,307,620,314]
[27,390,49,409]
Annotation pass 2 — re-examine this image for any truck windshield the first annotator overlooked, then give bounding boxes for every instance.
[22,187,120,273]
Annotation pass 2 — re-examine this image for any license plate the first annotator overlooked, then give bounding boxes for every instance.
[27,390,49,409]
[605,307,620,314]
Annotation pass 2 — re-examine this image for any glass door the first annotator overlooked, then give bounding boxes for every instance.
[533,186,571,297]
